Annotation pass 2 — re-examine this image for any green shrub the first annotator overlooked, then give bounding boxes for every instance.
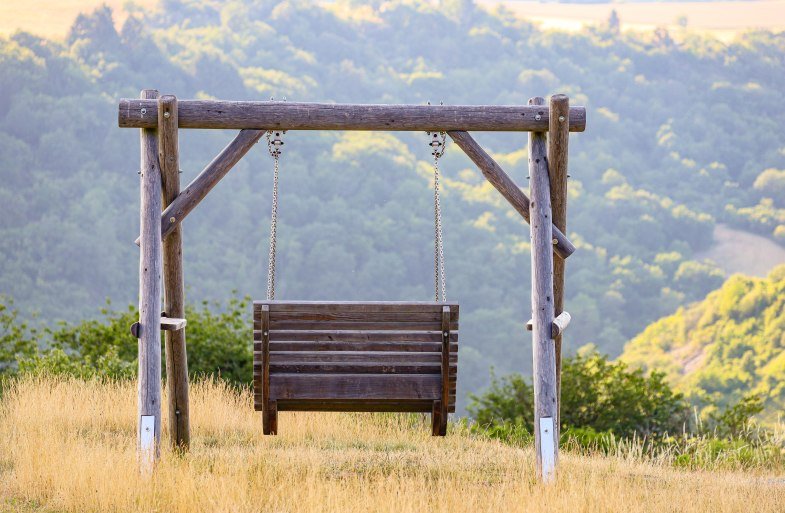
[6,296,254,386]
[468,351,689,439]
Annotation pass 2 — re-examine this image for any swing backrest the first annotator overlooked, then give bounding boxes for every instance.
[253,301,458,414]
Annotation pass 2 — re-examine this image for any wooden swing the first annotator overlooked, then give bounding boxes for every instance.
[253,131,458,436]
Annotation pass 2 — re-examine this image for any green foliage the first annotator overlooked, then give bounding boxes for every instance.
[753,168,785,207]
[1,0,785,407]
[468,352,689,438]
[468,356,784,470]
[623,265,785,423]
[6,297,253,385]
[0,297,37,374]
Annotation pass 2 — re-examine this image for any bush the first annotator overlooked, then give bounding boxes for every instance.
[468,351,690,438]
[5,296,254,386]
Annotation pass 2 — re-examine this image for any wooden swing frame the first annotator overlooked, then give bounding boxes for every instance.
[120,91,583,481]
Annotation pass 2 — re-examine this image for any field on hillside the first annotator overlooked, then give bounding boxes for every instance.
[480,0,785,39]
[3,0,785,39]
[1,377,784,513]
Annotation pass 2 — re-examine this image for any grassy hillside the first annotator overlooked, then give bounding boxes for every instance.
[1,377,784,512]
[622,264,785,421]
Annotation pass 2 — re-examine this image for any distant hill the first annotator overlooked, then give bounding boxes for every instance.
[2,0,785,402]
[622,265,785,421]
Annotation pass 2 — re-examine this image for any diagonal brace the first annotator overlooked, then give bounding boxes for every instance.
[135,129,266,245]
[447,131,575,259]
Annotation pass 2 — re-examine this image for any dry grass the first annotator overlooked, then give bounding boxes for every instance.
[1,376,784,513]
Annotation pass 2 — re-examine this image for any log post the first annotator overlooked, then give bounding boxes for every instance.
[158,95,190,451]
[138,89,163,471]
[528,96,558,483]
[548,94,570,439]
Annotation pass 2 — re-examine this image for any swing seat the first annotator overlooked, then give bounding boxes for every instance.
[253,301,458,436]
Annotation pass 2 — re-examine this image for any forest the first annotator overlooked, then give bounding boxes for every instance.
[1,0,785,404]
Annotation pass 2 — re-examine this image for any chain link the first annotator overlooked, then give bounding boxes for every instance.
[266,130,284,300]
[428,131,447,302]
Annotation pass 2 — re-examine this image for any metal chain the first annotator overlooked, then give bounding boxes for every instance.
[265,130,284,300]
[428,131,447,302]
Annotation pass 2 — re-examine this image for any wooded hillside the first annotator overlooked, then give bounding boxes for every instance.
[1,0,784,398]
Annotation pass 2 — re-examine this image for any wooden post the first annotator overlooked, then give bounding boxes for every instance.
[138,89,163,471]
[158,95,190,451]
[548,95,570,438]
[528,96,558,482]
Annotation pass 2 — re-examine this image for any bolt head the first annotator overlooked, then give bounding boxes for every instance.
[169,216,176,224]
[164,111,171,119]
[535,114,542,121]
[140,108,147,115]
[558,115,565,122]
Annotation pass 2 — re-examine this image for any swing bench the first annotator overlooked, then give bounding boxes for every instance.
[254,132,458,436]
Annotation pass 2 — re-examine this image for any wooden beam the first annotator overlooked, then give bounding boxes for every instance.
[447,130,575,259]
[529,96,558,483]
[525,311,571,338]
[118,99,587,132]
[134,129,265,245]
[158,94,191,452]
[160,316,187,331]
[137,89,163,472]
[548,94,570,438]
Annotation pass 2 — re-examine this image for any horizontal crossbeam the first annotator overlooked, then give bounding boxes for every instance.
[118,100,586,132]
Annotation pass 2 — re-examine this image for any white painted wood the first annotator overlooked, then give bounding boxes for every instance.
[539,416,556,483]
[139,415,156,474]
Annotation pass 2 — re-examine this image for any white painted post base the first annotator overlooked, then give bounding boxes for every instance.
[139,415,156,474]
[539,417,556,483]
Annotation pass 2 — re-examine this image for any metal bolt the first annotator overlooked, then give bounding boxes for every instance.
[169,216,176,224]
[443,331,448,337]
[140,108,147,115]
[552,238,558,245]
[164,111,171,119]
[535,114,542,121]
[175,409,180,416]
[558,115,565,122]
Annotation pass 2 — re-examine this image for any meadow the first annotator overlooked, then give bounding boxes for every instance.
[1,377,784,513]
[4,0,785,39]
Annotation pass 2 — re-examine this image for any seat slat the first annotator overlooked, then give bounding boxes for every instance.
[267,320,458,331]
[269,374,441,401]
[256,301,459,314]
[266,351,457,363]
[267,362,457,374]
[261,330,458,342]
[268,310,458,323]
[264,341,458,352]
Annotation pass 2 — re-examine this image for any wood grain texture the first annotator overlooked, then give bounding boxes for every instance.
[253,301,459,432]
[529,96,558,480]
[158,94,190,451]
[137,89,162,464]
[447,130,575,259]
[438,306,451,436]
[525,311,571,338]
[119,99,587,132]
[548,94,570,438]
[261,330,458,342]
[269,374,441,400]
[134,128,265,245]
[160,317,186,330]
